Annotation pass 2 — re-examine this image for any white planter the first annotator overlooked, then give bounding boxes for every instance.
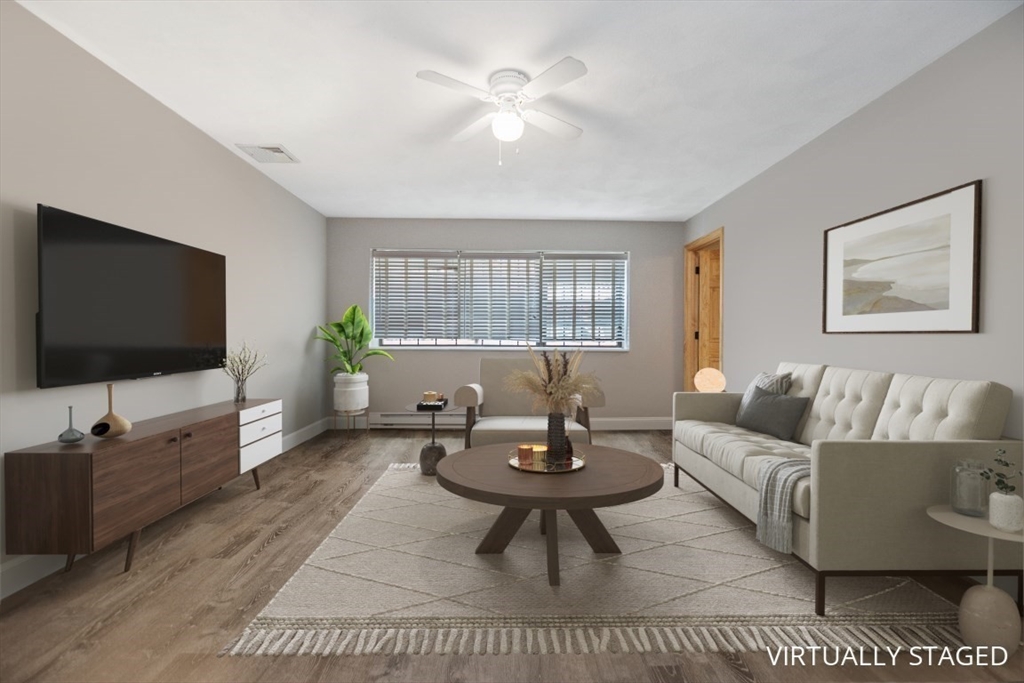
[988,492,1024,533]
[333,372,369,412]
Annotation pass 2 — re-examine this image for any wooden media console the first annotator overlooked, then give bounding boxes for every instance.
[4,398,283,573]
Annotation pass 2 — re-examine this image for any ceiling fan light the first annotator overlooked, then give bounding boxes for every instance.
[491,110,524,142]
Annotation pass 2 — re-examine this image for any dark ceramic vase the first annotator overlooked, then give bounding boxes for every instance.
[546,412,566,464]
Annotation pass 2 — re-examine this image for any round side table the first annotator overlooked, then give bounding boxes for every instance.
[405,403,460,475]
[926,504,1023,653]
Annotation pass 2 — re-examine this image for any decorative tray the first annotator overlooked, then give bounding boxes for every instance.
[507,448,585,474]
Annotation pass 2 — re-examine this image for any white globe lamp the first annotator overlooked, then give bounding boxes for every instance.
[491,107,524,142]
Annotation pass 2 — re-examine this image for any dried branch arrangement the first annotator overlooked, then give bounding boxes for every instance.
[504,347,599,415]
[223,342,268,382]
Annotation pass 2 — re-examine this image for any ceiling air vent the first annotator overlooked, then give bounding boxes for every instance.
[236,144,299,163]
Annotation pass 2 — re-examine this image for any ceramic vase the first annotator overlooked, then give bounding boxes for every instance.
[546,412,566,464]
[91,384,132,438]
[988,492,1024,532]
[57,406,85,444]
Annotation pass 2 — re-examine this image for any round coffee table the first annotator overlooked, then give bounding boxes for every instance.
[435,443,664,586]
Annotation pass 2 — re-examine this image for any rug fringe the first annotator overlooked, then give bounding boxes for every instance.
[221,621,962,656]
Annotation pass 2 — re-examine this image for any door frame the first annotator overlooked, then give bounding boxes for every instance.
[683,227,724,391]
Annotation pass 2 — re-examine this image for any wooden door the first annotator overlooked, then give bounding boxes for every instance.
[697,247,721,369]
[92,432,181,550]
[684,228,724,391]
[180,413,238,506]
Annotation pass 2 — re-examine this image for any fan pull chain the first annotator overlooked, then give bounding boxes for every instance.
[498,140,503,166]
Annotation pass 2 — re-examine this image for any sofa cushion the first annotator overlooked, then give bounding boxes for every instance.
[736,386,810,440]
[675,420,811,517]
[470,416,589,447]
[872,374,1013,441]
[797,367,894,445]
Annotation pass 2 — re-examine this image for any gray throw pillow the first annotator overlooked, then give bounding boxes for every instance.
[735,385,810,441]
[753,371,792,395]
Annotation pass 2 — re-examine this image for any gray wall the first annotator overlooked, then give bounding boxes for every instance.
[326,218,686,423]
[684,8,1024,438]
[0,3,329,597]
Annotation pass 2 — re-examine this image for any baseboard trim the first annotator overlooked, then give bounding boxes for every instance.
[283,417,331,451]
[591,417,672,431]
[0,554,67,600]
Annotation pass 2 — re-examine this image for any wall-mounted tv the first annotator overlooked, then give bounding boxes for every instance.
[36,205,227,388]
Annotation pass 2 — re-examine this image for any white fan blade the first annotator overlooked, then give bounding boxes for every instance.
[452,112,496,142]
[416,70,492,101]
[520,57,587,101]
[522,109,582,140]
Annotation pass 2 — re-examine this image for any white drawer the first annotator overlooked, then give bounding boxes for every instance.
[240,431,282,473]
[239,399,282,426]
[240,412,282,447]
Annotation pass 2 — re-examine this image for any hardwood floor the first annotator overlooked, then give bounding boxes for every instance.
[1,430,1020,682]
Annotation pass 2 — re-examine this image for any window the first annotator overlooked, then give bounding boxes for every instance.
[371,249,628,348]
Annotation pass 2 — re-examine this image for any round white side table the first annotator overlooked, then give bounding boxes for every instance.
[927,504,1023,653]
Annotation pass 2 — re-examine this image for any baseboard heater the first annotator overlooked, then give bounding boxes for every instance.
[370,411,467,429]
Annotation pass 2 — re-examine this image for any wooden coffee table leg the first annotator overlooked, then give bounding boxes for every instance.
[544,509,559,586]
[567,508,621,554]
[476,507,531,554]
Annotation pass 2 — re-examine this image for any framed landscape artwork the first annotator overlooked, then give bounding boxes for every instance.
[823,180,981,334]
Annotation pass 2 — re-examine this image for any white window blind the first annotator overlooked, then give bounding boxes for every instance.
[371,249,628,348]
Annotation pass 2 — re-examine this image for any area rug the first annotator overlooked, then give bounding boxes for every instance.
[224,464,960,656]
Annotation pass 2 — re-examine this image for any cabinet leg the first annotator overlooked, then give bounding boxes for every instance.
[124,530,141,572]
[64,554,75,573]
[252,467,261,490]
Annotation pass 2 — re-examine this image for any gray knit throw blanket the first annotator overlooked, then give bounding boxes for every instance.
[756,459,811,553]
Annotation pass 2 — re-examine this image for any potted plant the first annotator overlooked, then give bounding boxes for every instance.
[504,347,599,464]
[982,448,1023,532]
[315,305,394,413]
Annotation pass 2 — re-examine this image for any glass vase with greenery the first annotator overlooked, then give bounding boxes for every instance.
[223,342,268,403]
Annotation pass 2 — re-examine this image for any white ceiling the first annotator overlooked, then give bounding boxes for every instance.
[18,1,1022,221]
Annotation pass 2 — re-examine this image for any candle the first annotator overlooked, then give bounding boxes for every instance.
[517,444,533,467]
[423,391,438,402]
[532,445,547,471]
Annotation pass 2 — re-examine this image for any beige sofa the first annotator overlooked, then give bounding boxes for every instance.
[455,357,605,449]
[672,362,1023,615]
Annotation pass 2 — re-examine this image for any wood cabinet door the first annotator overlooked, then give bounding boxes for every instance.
[92,433,182,550]
[180,413,238,506]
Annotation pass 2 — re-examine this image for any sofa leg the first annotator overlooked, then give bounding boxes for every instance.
[1018,571,1023,615]
[815,573,826,616]
[673,465,679,488]
[464,407,476,450]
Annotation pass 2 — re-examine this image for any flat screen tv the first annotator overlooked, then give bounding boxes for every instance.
[37,205,226,388]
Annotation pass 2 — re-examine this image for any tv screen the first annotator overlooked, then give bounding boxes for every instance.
[36,205,226,388]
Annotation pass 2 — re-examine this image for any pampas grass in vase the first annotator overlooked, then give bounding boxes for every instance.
[504,347,599,463]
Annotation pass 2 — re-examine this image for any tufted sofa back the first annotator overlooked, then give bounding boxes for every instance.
[776,362,826,437]
[797,367,894,446]
[872,374,1012,441]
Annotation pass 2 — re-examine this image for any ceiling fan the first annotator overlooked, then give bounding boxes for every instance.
[416,56,587,143]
